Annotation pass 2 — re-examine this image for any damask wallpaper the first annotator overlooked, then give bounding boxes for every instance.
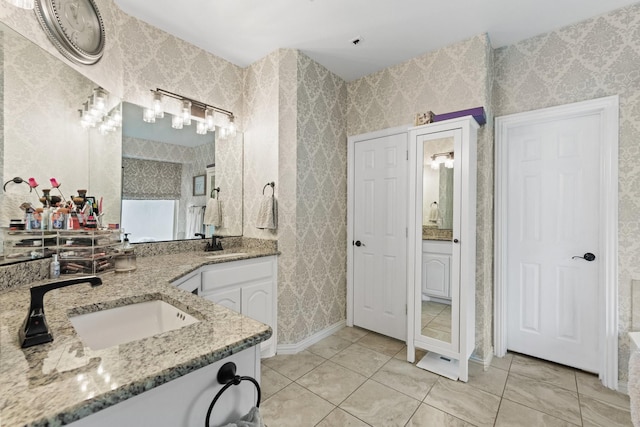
[493,2,640,381]
[0,0,637,385]
[347,34,495,361]
[243,49,347,344]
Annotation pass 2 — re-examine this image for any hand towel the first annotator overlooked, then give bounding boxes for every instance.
[220,406,264,427]
[186,205,204,238]
[427,203,441,224]
[256,195,277,230]
[203,198,222,227]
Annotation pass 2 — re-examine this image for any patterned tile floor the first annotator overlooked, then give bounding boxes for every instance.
[260,327,632,427]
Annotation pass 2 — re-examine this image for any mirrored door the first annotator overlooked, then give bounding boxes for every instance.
[414,129,462,352]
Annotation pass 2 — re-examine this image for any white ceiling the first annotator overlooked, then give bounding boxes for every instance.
[114,0,639,82]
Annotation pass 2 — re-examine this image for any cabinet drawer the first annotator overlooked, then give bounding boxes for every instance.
[201,258,274,293]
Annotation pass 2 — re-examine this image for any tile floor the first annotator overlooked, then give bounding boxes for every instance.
[422,301,452,342]
[260,326,632,427]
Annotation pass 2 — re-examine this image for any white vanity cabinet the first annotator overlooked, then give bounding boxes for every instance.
[422,240,452,300]
[200,256,277,358]
[70,346,260,427]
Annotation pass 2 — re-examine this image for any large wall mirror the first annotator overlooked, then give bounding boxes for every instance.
[420,135,456,348]
[0,20,244,264]
[0,21,121,263]
[121,103,243,242]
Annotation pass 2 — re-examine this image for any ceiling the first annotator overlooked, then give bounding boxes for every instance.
[114,0,639,82]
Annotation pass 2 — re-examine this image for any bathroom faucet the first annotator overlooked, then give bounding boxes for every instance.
[205,235,223,252]
[19,276,102,348]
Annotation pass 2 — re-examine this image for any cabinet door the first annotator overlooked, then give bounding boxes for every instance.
[241,281,272,326]
[422,253,450,298]
[204,288,241,313]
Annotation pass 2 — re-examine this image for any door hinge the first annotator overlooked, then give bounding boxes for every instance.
[406,227,408,238]
[405,304,408,315]
[406,150,408,161]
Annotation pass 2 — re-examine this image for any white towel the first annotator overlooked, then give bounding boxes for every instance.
[428,203,441,223]
[256,195,277,230]
[203,198,222,227]
[186,205,204,238]
[220,406,264,427]
[630,351,640,426]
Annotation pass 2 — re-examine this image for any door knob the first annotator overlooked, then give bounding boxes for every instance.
[572,252,596,261]
[353,240,365,247]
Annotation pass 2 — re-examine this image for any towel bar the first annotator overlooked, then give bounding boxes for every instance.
[262,182,275,196]
[205,361,261,427]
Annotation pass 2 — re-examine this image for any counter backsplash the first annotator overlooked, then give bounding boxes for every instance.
[0,237,277,293]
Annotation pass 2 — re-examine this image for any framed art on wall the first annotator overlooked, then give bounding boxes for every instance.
[193,175,206,196]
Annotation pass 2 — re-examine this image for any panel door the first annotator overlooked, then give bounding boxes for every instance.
[506,113,600,372]
[353,133,408,341]
[422,253,451,299]
[204,288,241,313]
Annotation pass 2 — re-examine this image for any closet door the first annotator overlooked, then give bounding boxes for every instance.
[352,132,408,341]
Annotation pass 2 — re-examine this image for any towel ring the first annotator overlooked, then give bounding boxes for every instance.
[262,182,275,196]
[211,187,220,198]
[205,362,261,427]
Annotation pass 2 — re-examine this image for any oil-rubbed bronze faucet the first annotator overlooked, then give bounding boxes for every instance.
[19,276,102,348]
[205,235,223,252]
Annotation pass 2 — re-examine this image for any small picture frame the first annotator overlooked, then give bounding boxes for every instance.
[193,174,206,196]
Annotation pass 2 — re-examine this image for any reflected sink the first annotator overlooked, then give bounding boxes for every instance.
[204,252,248,260]
[69,300,198,350]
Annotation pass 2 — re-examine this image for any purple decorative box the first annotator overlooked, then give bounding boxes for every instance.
[432,107,486,126]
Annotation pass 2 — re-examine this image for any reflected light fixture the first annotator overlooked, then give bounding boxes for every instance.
[3,0,34,9]
[78,87,121,134]
[171,115,184,130]
[143,107,156,123]
[430,151,454,170]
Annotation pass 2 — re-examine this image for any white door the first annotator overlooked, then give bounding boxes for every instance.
[506,113,600,372]
[353,133,407,341]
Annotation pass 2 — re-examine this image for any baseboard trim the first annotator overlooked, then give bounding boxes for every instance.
[470,352,493,370]
[276,320,346,355]
[618,380,628,395]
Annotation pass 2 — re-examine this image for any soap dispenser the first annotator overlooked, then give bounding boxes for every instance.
[115,233,136,273]
[49,254,60,279]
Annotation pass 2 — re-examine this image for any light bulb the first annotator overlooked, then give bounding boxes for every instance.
[196,121,207,135]
[4,0,34,10]
[172,115,184,129]
[152,91,164,118]
[226,115,236,139]
[143,108,156,123]
[181,100,192,126]
[205,108,215,132]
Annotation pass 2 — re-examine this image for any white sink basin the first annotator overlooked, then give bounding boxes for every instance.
[204,252,248,260]
[69,300,198,350]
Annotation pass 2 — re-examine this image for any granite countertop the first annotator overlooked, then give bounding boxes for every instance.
[422,226,453,241]
[0,248,277,427]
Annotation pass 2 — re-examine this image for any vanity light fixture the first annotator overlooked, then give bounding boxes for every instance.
[430,151,454,169]
[3,0,34,9]
[147,88,235,137]
[78,87,121,134]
